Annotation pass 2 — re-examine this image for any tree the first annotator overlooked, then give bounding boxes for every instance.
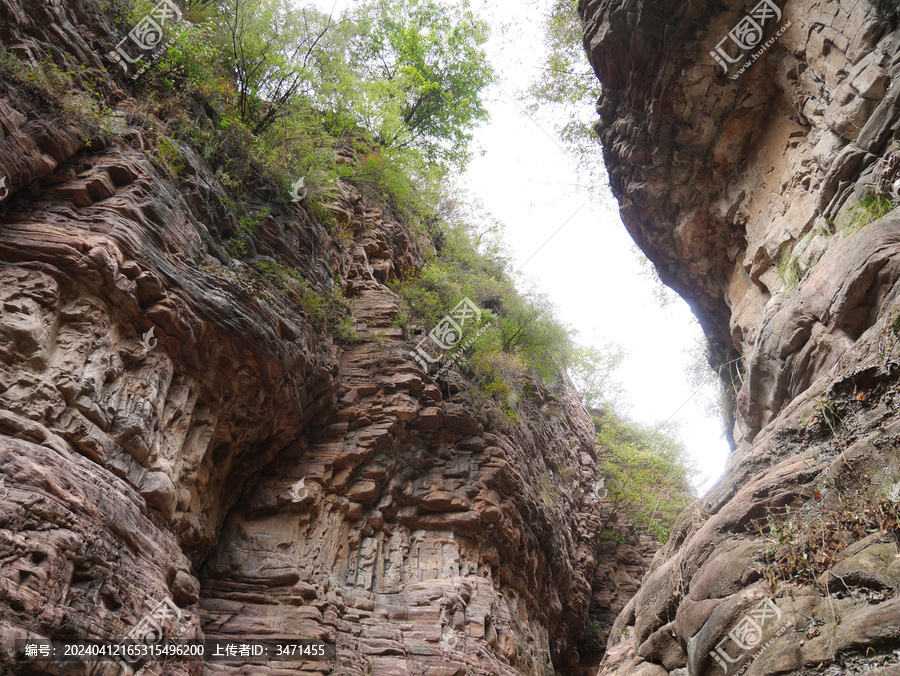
[594,412,696,543]
[568,342,626,412]
[176,0,491,175]
[346,0,494,170]
[526,0,606,197]
[215,0,342,134]
[497,289,571,381]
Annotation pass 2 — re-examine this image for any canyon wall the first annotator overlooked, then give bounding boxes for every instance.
[0,0,657,674]
[582,0,900,673]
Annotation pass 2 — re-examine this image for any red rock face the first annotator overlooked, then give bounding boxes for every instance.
[0,1,654,673]
[582,0,900,673]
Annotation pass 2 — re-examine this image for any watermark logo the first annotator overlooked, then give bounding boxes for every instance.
[709,0,786,78]
[440,632,460,650]
[289,177,308,202]
[139,326,158,351]
[290,478,309,502]
[709,597,791,674]
[591,476,608,500]
[409,297,487,375]
[0,176,8,202]
[108,0,182,79]
[116,596,186,674]
[887,480,900,502]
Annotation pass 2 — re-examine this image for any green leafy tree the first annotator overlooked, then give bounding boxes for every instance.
[497,289,571,381]
[181,0,492,188]
[595,413,696,543]
[214,0,343,134]
[568,342,626,412]
[346,0,493,170]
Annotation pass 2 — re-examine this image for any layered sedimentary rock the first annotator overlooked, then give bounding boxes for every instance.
[582,0,900,673]
[0,0,654,674]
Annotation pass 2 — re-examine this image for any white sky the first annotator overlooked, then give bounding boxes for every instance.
[309,0,730,492]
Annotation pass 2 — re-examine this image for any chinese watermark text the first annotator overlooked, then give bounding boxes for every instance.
[408,297,487,375]
[709,597,791,674]
[709,0,785,78]
[108,0,182,80]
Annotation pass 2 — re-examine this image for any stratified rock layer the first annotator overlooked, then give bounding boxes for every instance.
[582,0,900,673]
[0,0,651,674]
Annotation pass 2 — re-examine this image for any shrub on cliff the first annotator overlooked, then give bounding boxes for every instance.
[122,0,491,226]
[391,200,573,400]
[390,197,649,430]
[838,193,896,234]
[593,411,696,543]
[147,0,492,172]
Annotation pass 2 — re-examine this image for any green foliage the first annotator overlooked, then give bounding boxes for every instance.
[538,476,554,506]
[526,0,606,196]
[388,196,584,416]
[391,199,576,401]
[599,527,630,544]
[583,618,605,649]
[251,262,358,342]
[595,411,696,543]
[529,0,597,108]
[155,136,186,176]
[298,283,358,342]
[774,219,834,294]
[227,237,249,257]
[775,239,802,291]
[211,0,336,135]
[157,0,491,179]
[390,197,642,425]
[347,148,438,220]
[156,16,224,89]
[495,289,571,382]
[132,0,491,228]
[392,204,508,323]
[839,194,895,234]
[468,352,525,423]
[222,206,267,257]
[567,342,626,411]
[346,0,493,170]
[0,48,122,138]
[781,254,803,290]
[72,0,504,366]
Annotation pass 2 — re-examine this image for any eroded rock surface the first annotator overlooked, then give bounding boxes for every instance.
[582,0,900,673]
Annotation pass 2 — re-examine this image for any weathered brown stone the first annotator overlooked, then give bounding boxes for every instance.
[0,2,648,673]
[583,0,900,672]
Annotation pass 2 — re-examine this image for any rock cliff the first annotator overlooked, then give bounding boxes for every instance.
[0,0,658,674]
[582,0,900,673]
